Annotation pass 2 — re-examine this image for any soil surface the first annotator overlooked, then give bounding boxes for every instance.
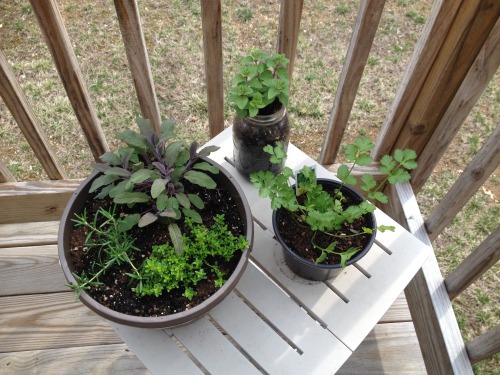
[68,182,246,317]
[276,183,373,265]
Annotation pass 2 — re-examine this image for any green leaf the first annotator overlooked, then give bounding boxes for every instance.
[138,212,158,227]
[130,169,156,184]
[158,208,177,218]
[156,193,168,211]
[159,119,176,142]
[117,130,149,149]
[337,165,357,185]
[235,96,249,109]
[378,225,395,232]
[355,137,374,152]
[345,144,359,162]
[356,153,373,166]
[198,145,220,157]
[368,191,388,204]
[184,170,217,189]
[151,179,166,199]
[360,174,377,192]
[117,214,140,231]
[182,208,202,223]
[136,117,154,139]
[188,194,204,209]
[339,247,359,268]
[164,141,186,167]
[99,151,121,165]
[89,174,119,193]
[114,192,150,204]
[104,167,130,177]
[168,223,184,256]
[315,251,328,264]
[175,192,190,208]
[192,161,219,174]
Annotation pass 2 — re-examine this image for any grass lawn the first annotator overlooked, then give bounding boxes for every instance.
[0,0,498,372]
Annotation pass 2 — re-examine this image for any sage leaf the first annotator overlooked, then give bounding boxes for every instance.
[151,179,166,199]
[192,161,219,174]
[114,192,150,204]
[89,174,119,193]
[168,223,184,256]
[184,170,217,189]
[138,212,158,227]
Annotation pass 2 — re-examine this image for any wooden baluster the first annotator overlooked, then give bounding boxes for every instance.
[29,0,109,160]
[0,161,16,183]
[277,0,303,79]
[445,227,500,300]
[425,125,500,241]
[114,0,162,135]
[0,50,66,180]
[319,0,385,165]
[466,325,500,364]
[200,0,224,138]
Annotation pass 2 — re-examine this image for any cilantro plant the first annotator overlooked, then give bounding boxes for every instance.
[89,117,219,254]
[228,49,289,118]
[250,138,418,266]
[135,214,249,300]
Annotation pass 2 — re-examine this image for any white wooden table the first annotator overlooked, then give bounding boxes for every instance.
[110,127,431,375]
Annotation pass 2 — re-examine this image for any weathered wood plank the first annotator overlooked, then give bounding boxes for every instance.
[0,293,120,353]
[425,125,500,241]
[0,180,80,224]
[319,0,385,164]
[445,226,500,300]
[0,245,67,296]
[389,182,473,374]
[114,0,161,135]
[201,0,224,138]
[0,50,66,180]
[277,0,303,79]
[0,221,59,248]
[0,161,16,183]
[381,0,500,162]
[29,0,108,160]
[411,17,500,192]
[372,0,462,159]
[0,343,148,375]
[466,325,500,364]
[338,322,426,374]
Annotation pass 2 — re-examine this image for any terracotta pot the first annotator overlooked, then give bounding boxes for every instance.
[273,179,376,281]
[232,102,290,177]
[58,156,253,328]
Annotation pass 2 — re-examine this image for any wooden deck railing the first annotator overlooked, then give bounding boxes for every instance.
[0,0,498,373]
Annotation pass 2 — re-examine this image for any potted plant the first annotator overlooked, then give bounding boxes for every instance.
[228,49,291,177]
[58,117,253,328]
[250,138,417,281]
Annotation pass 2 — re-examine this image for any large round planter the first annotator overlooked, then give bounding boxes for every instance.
[232,102,290,177]
[273,179,376,281]
[58,156,253,328]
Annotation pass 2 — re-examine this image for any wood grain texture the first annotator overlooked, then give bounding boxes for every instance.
[0,245,67,296]
[0,292,121,353]
[319,0,385,164]
[0,161,16,183]
[445,226,500,300]
[411,17,500,192]
[0,50,66,180]
[425,125,500,241]
[0,344,149,375]
[389,182,473,375]
[29,0,109,160]
[380,0,500,160]
[0,221,58,248]
[201,0,224,138]
[114,0,161,135]
[338,322,426,374]
[372,0,462,159]
[466,324,500,364]
[0,180,80,224]
[277,0,303,79]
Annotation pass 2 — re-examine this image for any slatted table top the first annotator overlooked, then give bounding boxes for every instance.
[110,127,431,375]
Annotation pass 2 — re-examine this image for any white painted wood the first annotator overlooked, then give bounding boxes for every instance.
[166,316,261,375]
[112,323,204,375]
[111,129,431,374]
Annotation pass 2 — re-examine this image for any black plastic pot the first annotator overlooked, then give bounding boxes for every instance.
[232,102,290,177]
[58,156,253,328]
[272,179,376,281]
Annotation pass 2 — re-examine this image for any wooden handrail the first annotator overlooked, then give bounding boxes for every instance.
[467,325,500,364]
[319,0,385,165]
[425,125,500,241]
[29,0,109,160]
[445,227,500,300]
[411,17,500,192]
[0,50,66,180]
[201,0,224,138]
[114,0,162,135]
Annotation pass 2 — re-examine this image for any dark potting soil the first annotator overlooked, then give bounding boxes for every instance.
[276,184,372,265]
[69,182,246,317]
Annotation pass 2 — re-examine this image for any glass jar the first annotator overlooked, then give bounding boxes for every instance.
[232,104,290,177]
